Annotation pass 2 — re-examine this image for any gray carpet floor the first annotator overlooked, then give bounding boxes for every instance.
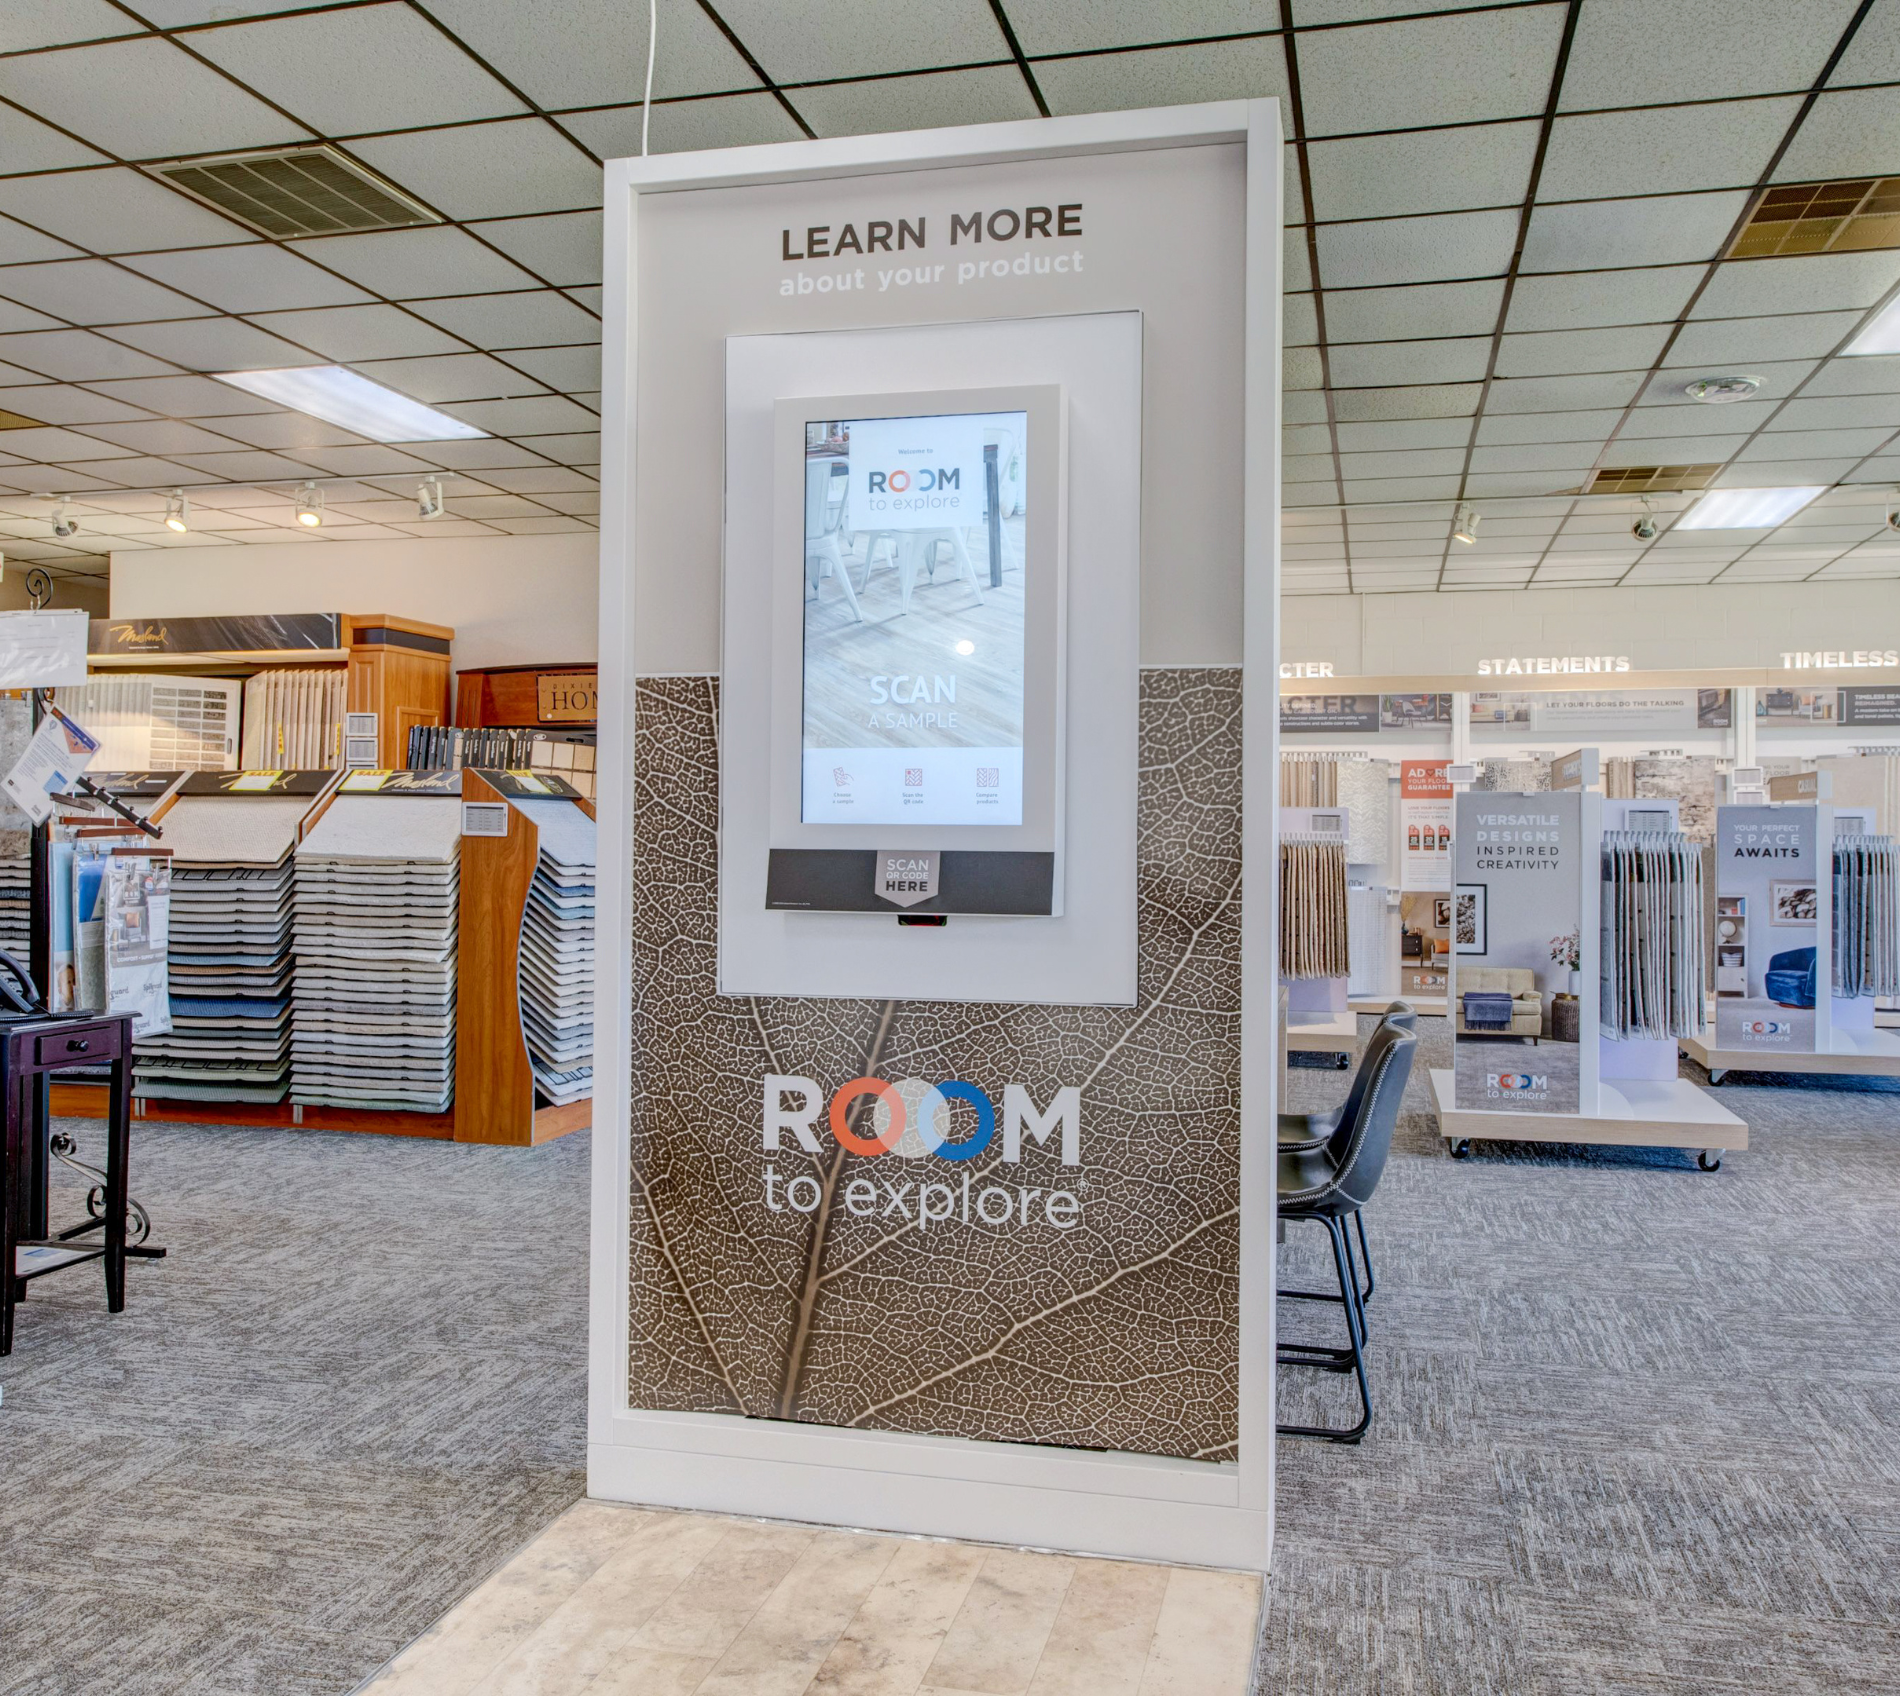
[0,1121,590,1696]
[4,1024,1896,1696]
[1260,1016,1900,1694]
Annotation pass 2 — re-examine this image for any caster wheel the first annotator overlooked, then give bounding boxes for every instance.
[1449,1138,1472,1160]
[1337,1054,1351,1070]
[1709,1069,1727,1085]
[1697,1150,1722,1172]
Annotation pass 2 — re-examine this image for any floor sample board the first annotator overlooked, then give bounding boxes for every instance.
[292,797,460,1112]
[514,799,594,1107]
[135,795,308,1104]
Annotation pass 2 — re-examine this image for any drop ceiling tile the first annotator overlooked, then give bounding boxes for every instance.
[193,4,527,135]
[1035,35,1291,121]
[1737,427,1890,458]
[117,246,375,315]
[1284,391,1328,425]
[346,352,545,405]
[1006,0,1270,54]
[0,384,150,425]
[475,466,597,494]
[0,329,178,381]
[564,286,602,313]
[1475,409,1625,446]
[513,431,600,461]
[166,449,334,481]
[1,0,138,50]
[1284,452,1337,482]
[403,291,598,349]
[1332,383,1482,421]
[1771,394,1900,431]
[465,212,604,289]
[1561,0,1856,109]
[0,259,214,326]
[1284,295,1319,347]
[1828,0,1900,85]
[483,515,597,535]
[1334,418,1473,452]
[1539,98,1798,203]
[102,318,324,372]
[1284,347,1325,390]
[289,445,442,476]
[1323,279,1505,342]
[1772,84,1900,183]
[1330,337,1492,387]
[1496,324,1670,378]
[0,38,311,160]
[791,67,1042,139]
[1283,423,1332,456]
[1599,434,1744,462]
[496,344,601,392]
[1519,193,1749,273]
[0,300,63,335]
[1306,121,1539,221]
[242,305,465,363]
[442,493,551,519]
[716,0,1005,81]
[0,425,137,461]
[384,517,504,537]
[1314,209,1520,289]
[1669,310,1866,366]
[1694,250,1900,319]
[405,436,550,469]
[0,464,124,493]
[1469,442,1604,474]
[1487,372,1647,412]
[55,455,206,486]
[1712,457,1855,484]
[1339,476,1464,501]
[564,92,803,162]
[83,374,282,416]
[1284,229,1312,292]
[78,419,258,456]
[286,231,538,307]
[1297,5,1565,136]
[437,395,598,435]
[1505,266,1701,333]
[348,121,603,222]
[0,102,111,180]
[0,215,82,267]
[0,169,258,257]
[1800,353,1900,397]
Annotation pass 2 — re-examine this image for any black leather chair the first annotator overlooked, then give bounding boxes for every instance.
[1278,999,1414,1305]
[1277,1020,1416,1444]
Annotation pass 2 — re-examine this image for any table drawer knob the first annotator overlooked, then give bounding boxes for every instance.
[66,1039,90,1052]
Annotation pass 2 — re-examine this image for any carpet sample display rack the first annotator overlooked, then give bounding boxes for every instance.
[1280,807,1358,1064]
[453,771,595,1146]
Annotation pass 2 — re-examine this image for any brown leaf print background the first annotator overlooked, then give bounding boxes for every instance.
[629,667,1242,1460]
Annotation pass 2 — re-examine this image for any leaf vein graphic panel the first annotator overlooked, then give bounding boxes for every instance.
[628,668,1241,1459]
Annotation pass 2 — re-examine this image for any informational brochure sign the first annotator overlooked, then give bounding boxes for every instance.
[1840,686,1900,727]
[1399,760,1451,892]
[1470,689,1729,735]
[0,608,89,688]
[104,851,171,1039]
[1452,790,1582,1115]
[1281,694,1379,733]
[801,408,1027,827]
[1,705,98,824]
[1713,805,1819,1054]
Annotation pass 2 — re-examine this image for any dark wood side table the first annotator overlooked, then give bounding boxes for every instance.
[2,1011,134,1356]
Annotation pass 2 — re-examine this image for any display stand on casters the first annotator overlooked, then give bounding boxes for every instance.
[1282,804,1356,1065]
[1430,761,1748,1169]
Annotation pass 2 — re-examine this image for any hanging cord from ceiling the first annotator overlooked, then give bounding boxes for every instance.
[642,0,657,156]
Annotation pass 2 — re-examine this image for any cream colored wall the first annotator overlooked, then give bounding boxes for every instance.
[108,534,598,672]
[1282,578,1900,676]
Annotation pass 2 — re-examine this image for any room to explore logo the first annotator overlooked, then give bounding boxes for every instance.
[1484,1071,1549,1099]
[760,1075,1083,1231]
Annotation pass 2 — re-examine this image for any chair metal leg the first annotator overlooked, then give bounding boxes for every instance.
[1353,1210,1375,1304]
[1277,1214,1372,1444]
[1281,1207,1373,1345]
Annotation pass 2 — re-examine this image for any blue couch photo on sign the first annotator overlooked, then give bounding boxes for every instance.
[1766,947,1817,1009]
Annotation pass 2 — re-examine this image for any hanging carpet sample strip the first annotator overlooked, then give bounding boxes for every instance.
[1599,829,1706,1041]
[513,799,596,1107]
[241,668,347,769]
[133,795,309,1103]
[1281,834,1350,980]
[1280,753,1338,807]
[292,796,460,1112]
[1833,834,1900,998]
[1346,881,1390,1000]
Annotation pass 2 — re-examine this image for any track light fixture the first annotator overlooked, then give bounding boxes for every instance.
[416,476,445,521]
[164,489,190,533]
[1452,505,1479,545]
[51,499,78,539]
[294,482,324,528]
[1632,496,1657,541]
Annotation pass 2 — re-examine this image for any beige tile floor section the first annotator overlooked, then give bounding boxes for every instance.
[355,1499,1261,1696]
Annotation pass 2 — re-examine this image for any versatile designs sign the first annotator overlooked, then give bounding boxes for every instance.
[1451,790,1583,1115]
[1714,805,1819,1053]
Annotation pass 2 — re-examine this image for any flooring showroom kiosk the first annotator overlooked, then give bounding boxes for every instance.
[590,101,1284,1570]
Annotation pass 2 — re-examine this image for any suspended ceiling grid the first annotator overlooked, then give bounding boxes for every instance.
[0,0,1897,596]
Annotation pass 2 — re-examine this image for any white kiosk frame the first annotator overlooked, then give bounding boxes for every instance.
[591,103,1285,1572]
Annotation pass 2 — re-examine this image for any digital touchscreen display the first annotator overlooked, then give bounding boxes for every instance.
[801,409,1027,826]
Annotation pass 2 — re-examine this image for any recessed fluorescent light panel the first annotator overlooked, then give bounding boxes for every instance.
[1676,486,1824,529]
[212,366,486,442]
[1844,296,1900,356]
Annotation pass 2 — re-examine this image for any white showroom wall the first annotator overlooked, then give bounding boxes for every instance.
[1283,578,1900,677]
[109,533,598,672]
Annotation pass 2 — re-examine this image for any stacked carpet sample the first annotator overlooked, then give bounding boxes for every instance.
[292,797,460,1112]
[134,796,305,1104]
[514,799,595,1107]
[0,831,29,964]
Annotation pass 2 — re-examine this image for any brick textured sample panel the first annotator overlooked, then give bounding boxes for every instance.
[628,669,1242,1460]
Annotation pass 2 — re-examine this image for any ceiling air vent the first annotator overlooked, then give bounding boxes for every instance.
[1587,465,1721,495]
[1729,178,1900,259]
[149,145,440,239]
